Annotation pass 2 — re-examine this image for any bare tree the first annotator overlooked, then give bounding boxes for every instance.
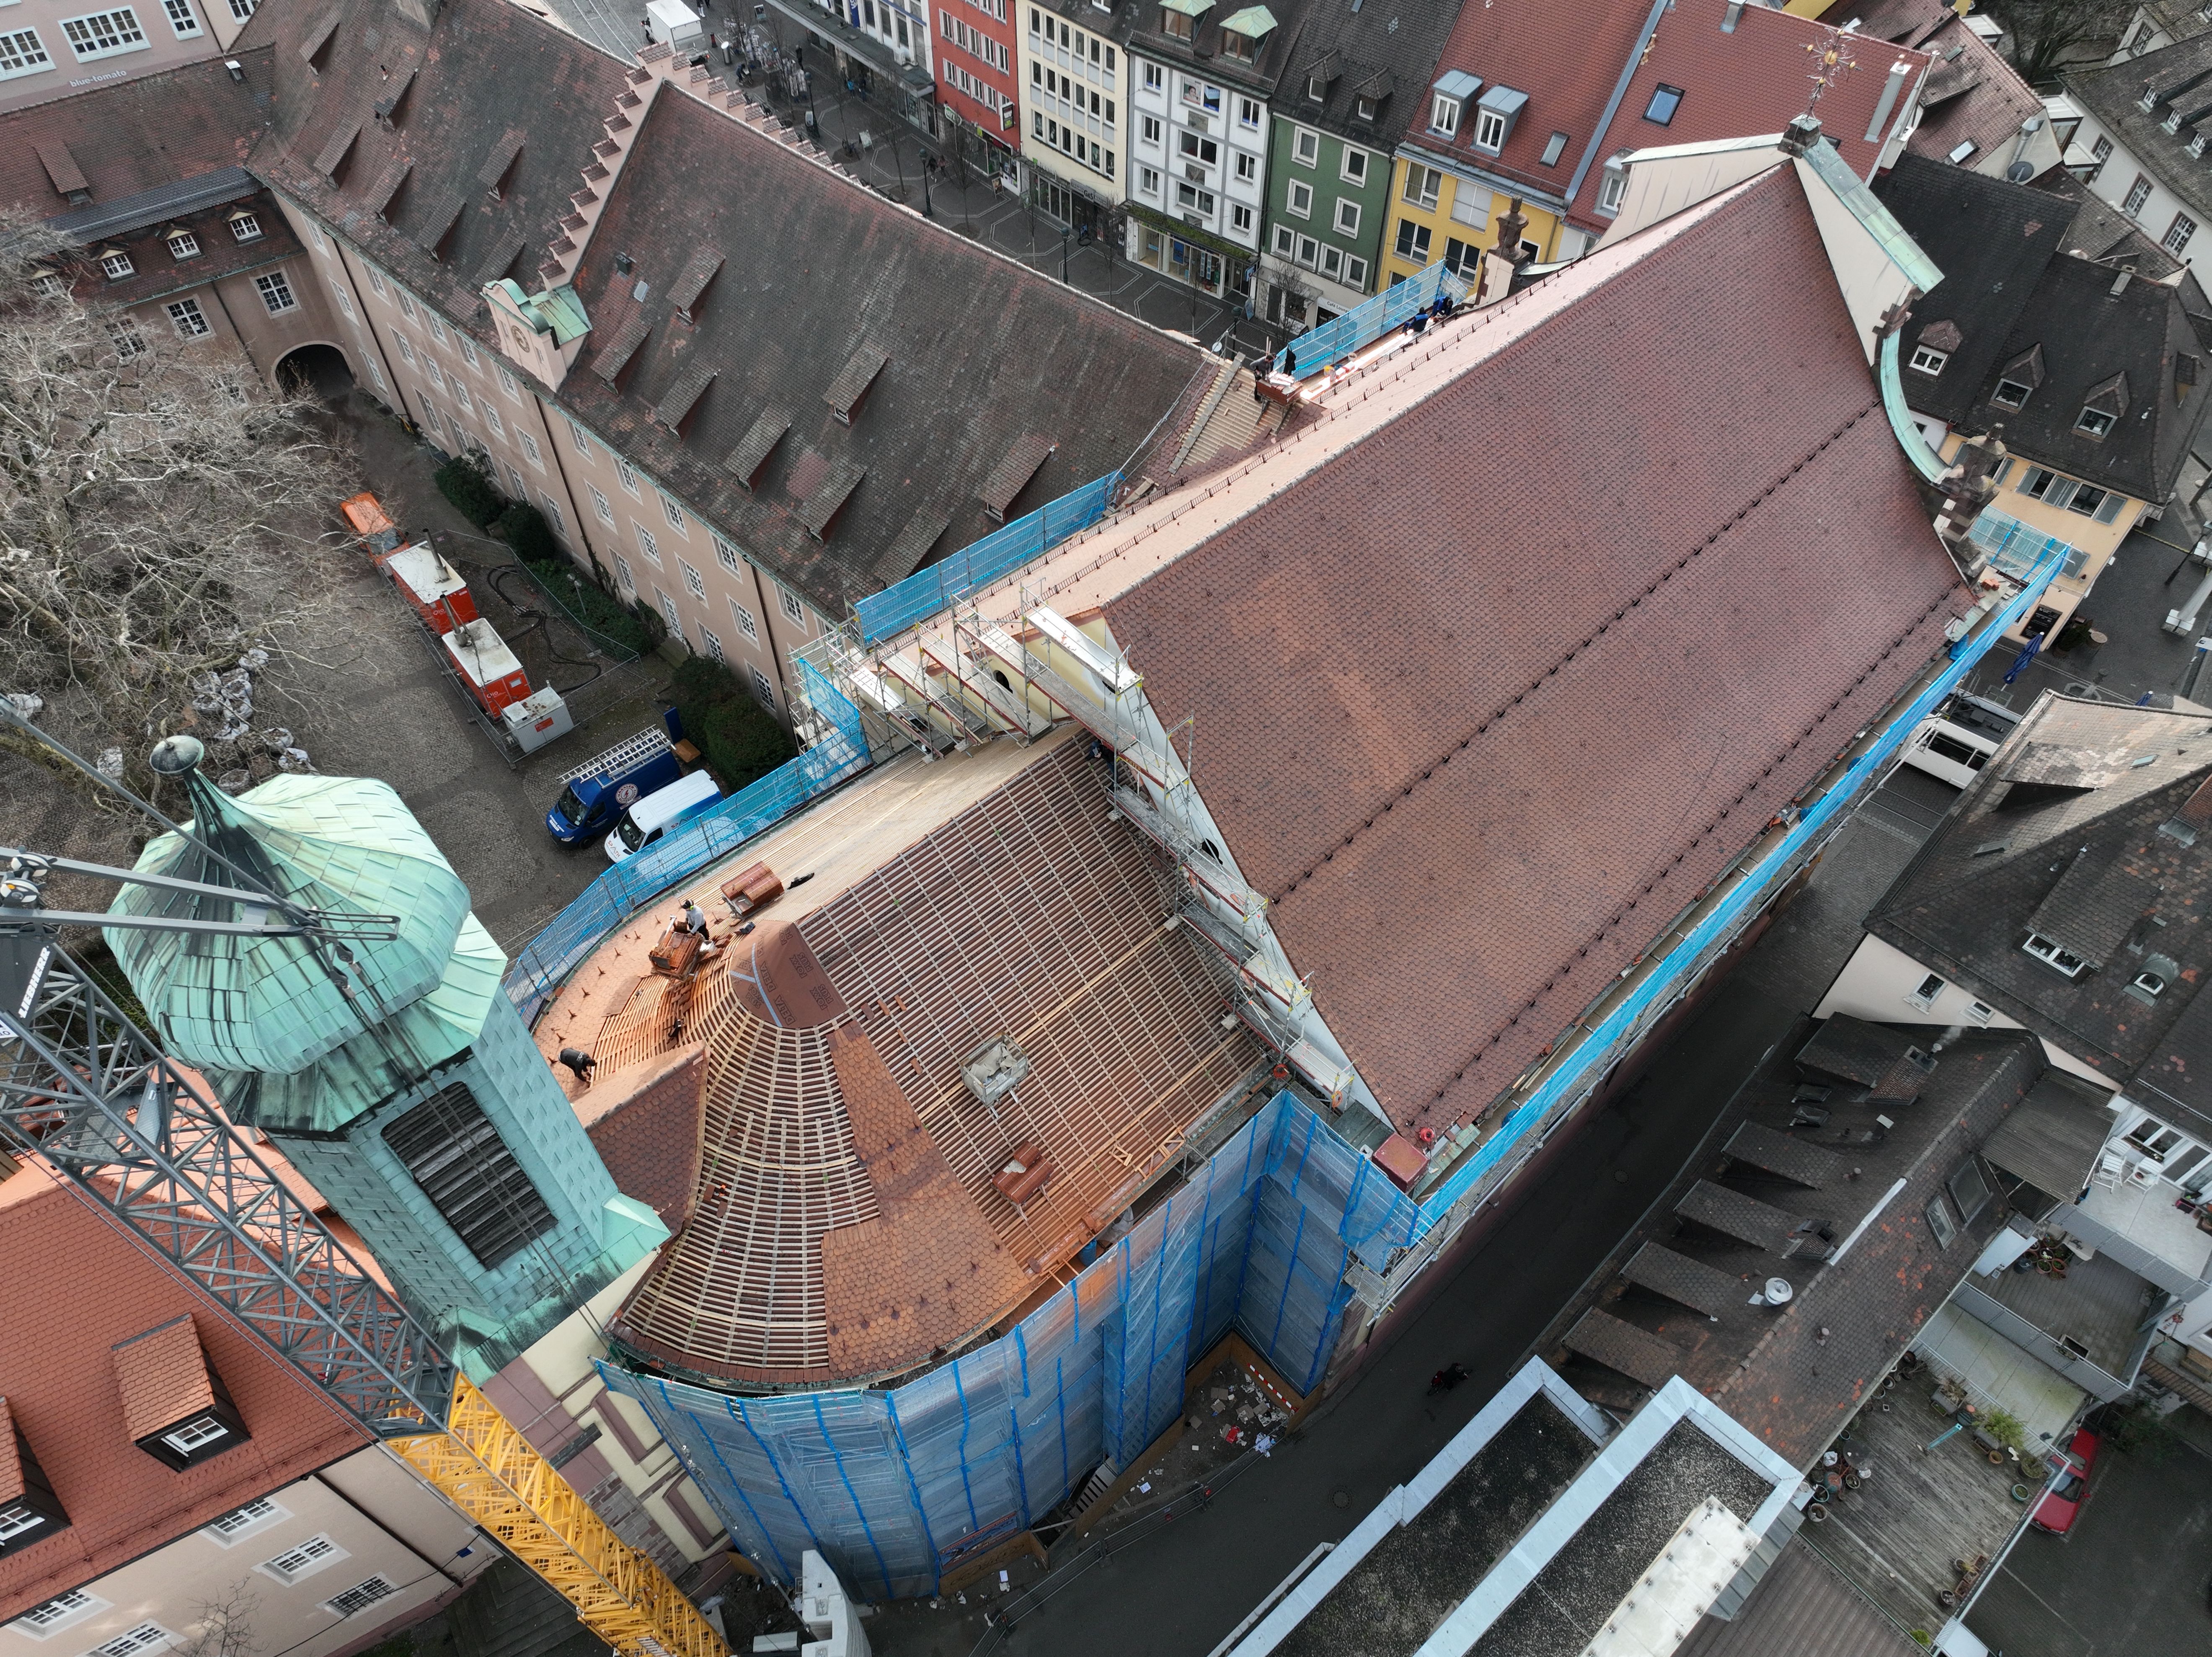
[176,1580,262,1657]
[1989,0,2134,85]
[0,210,359,803]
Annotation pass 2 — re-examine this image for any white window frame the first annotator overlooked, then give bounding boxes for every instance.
[616,458,641,497]
[59,8,148,62]
[660,491,687,533]
[729,596,759,642]
[1339,147,1367,185]
[0,1505,47,1543]
[159,0,199,37]
[539,493,566,537]
[1474,108,1507,152]
[1334,199,1360,236]
[1287,179,1313,218]
[749,665,778,708]
[253,270,297,314]
[778,586,807,628]
[11,1588,107,1637]
[1430,94,1460,136]
[328,279,353,319]
[699,625,726,663]
[1907,345,1948,375]
[635,522,662,565]
[1345,254,1369,288]
[166,231,200,260]
[1271,223,1295,257]
[101,250,134,279]
[1293,126,1320,167]
[166,298,210,338]
[323,1577,399,1620]
[258,1535,349,1586]
[1231,202,1253,233]
[614,552,636,593]
[87,1624,173,1657]
[519,430,541,465]
[655,586,682,637]
[588,483,613,525]
[681,559,706,600]
[159,1415,228,1456]
[0,28,56,80]
[2022,932,2088,978]
[567,416,592,454]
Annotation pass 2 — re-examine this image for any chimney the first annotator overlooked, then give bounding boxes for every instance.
[1492,196,1530,265]
[2180,773,2212,828]
[1721,0,1745,31]
[1866,59,1910,143]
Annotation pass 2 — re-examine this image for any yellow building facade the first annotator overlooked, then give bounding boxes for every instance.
[1377,150,1566,289]
[1937,431,2145,644]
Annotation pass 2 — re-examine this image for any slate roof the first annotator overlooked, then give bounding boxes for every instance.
[2065,29,2212,224]
[1866,694,2212,1121]
[1271,0,1465,155]
[1102,165,1971,1138]
[0,1161,365,1620]
[1125,0,1313,99]
[1831,0,2050,176]
[0,53,274,229]
[1873,154,2212,499]
[1538,1017,2043,1466]
[547,80,1217,616]
[49,188,308,312]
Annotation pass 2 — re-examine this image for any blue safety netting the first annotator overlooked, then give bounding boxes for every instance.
[502,675,871,1022]
[598,1091,1419,1600]
[854,473,1122,643]
[1269,263,1470,381]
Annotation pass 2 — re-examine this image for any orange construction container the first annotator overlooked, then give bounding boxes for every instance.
[442,619,531,715]
[382,544,481,635]
[339,492,403,556]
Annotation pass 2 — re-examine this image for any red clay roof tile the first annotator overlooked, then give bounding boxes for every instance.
[110,1317,215,1443]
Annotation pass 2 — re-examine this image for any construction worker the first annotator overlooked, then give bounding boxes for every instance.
[557,1048,597,1084]
[680,899,709,935]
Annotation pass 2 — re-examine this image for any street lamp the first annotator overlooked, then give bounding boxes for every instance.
[1060,226,1071,284]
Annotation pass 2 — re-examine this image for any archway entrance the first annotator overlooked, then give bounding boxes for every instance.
[274,343,354,401]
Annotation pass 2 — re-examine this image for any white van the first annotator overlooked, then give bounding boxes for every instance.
[604,769,722,862]
[1897,717,2002,789]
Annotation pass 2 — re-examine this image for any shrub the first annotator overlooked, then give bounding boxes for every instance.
[433,450,504,527]
[668,656,796,791]
[496,501,558,566]
[520,555,656,656]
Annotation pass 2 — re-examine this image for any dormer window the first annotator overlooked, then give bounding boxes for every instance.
[2191,130,2208,157]
[1599,158,1629,214]
[2164,106,2184,133]
[1431,92,1460,132]
[1430,70,1478,137]
[2134,971,2168,996]
[1993,379,2031,407]
[227,210,262,242]
[2140,88,2160,113]
[31,269,65,300]
[166,230,200,261]
[2023,932,2088,978]
[1354,94,1376,121]
[1473,85,1527,154]
[1910,345,1949,375]
[1308,72,1326,101]
[2077,406,2116,436]
[100,249,133,279]
[113,1315,250,1471]
[2077,370,2129,438]
[1222,28,1250,57]
[1160,0,1209,41]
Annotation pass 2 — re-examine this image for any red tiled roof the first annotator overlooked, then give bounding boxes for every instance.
[0,1163,365,1620]
[0,54,271,220]
[1103,169,1969,1139]
[110,1317,216,1443]
[1829,0,2046,173]
[0,1398,23,1505]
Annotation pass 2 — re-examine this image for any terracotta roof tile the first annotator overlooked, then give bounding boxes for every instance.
[797,459,865,540]
[653,359,716,431]
[665,247,724,318]
[0,1399,22,1506]
[110,1316,215,1443]
[1103,169,1969,1137]
[0,1163,364,1619]
[35,143,88,199]
[822,343,889,424]
[477,129,527,191]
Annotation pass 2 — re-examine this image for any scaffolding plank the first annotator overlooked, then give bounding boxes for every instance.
[1563,1309,1682,1389]
[1723,1120,1845,1189]
[1620,1242,1739,1321]
[1675,1180,1798,1252]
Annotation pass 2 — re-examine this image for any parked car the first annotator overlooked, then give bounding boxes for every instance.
[2029,1426,2101,1534]
[548,715,686,844]
[605,768,722,863]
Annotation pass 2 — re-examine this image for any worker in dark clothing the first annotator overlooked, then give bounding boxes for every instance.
[558,1048,597,1084]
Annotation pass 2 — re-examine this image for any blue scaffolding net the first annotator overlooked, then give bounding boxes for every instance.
[501,673,871,1022]
[853,473,1122,644]
[1268,263,1470,381]
[598,1091,1419,1600]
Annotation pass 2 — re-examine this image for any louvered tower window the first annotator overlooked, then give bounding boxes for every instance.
[382,1083,554,1267]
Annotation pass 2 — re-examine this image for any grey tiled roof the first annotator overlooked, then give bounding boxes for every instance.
[2065,31,2212,224]
[47,167,258,241]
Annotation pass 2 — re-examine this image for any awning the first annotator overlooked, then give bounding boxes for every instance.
[1981,1071,2116,1202]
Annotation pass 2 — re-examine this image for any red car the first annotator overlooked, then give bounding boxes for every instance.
[2028,1427,2101,1534]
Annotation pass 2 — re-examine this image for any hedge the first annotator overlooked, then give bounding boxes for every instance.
[669,656,796,790]
[434,452,503,527]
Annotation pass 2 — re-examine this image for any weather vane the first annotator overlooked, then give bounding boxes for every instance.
[1804,35,1858,113]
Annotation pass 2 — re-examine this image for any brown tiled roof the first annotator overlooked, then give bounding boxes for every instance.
[724,408,790,488]
[877,509,952,584]
[1103,168,1969,1138]
[477,129,527,191]
[592,309,654,382]
[576,1043,709,1232]
[653,359,716,431]
[821,343,889,424]
[110,1317,215,1443]
[0,54,272,222]
[797,459,865,541]
[312,120,361,181]
[665,247,724,317]
[1831,0,2047,174]
[0,1162,365,1619]
[977,432,1058,520]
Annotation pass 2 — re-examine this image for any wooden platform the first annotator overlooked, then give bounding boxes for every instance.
[1798,1384,2031,1635]
[1724,1120,1845,1189]
[1563,1309,1685,1389]
[1676,1180,1799,1252]
[1620,1242,1742,1321]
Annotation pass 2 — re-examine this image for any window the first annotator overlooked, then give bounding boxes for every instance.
[1238,96,1260,129]
[108,318,144,359]
[1142,114,1162,145]
[160,0,199,36]
[2086,133,2111,183]
[1179,131,1219,166]
[417,401,440,436]
[382,1082,555,1267]
[778,586,807,627]
[1600,165,1629,214]
[1287,180,1313,217]
[60,9,148,61]
[636,523,661,565]
[426,315,446,346]
[1906,972,1946,1011]
[260,1536,347,1585]
[1540,131,1568,167]
[749,665,778,708]
[159,1416,229,1457]
[1272,223,1295,256]
[729,597,759,641]
[1235,150,1257,183]
[459,336,479,368]
[519,431,541,466]
[13,1589,104,1634]
[656,587,682,636]
[1297,233,1319,266]
[0,1506,47,1543]
[567,416,592,455]
[165,298,209,338]
[88,1625,172,1657]
[2134,970,2168,997]
[614,552,635,592]
[366,358,386,391]
[504,462,527,499]
[712,532,742,576]
[1176,182,1216,214]
[616,458,640,496]
[326,1579,399,1620]
[0,28,55,79]
[2023,932,2088,978]
[1143,60,1161,90]
[166,231,200,260]
[1334,199,1360,235]
[397,291,416,320]
[1345,254,1368,288]
[2076,405,2116,437]
[101,250,134,279]
[424,359,444,390]
[699,625,725,663]
[1475,108,1507,150]
[1293,127,1319,166]
[539,494,565,537]
[1924,1195,1959,1249]
[1232,202,1253,232]
[2020,466,2075,507]
[2124,173,2154,217]
[1907,345,1948,375]
[1340,147,1367,185]
[1321,245,1343,277]
[2069,484,2124,522]
[1430,93,1460,136]
[448,380,468,411]
[1992,377,2031,408]
[681,559,706,600]
[254,271,297,313]
[228,212,261,242]
[32,270,65,300]
[500,367,520,400]
[329,280,354,318]
[366,266,388,298]
[1643,83,1684,125]
[1402,163,1441,209]
[1162,4,1191,39]
[1394,218,1431,264]
[588,484,613,525]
